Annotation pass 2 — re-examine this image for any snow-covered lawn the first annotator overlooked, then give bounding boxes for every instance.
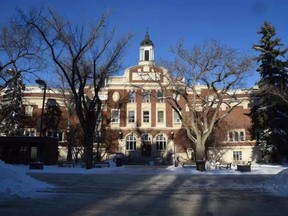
[1,160,287,198]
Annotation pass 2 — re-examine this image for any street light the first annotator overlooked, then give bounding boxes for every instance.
[170,131,177,167]
[35,79,47,162]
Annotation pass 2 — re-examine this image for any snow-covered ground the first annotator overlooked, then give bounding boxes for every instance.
[1,160,288,198]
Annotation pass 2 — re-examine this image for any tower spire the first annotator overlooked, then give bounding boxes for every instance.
[139,30,155,65]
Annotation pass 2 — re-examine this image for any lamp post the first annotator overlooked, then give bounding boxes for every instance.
[170,131,177,167]
[36,79,47,162]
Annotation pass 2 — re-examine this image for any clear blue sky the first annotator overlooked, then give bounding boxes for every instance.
[1,0,288,87]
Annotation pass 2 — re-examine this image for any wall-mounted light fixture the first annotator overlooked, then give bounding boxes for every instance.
[118,130,123,139]
[170,131,174,140]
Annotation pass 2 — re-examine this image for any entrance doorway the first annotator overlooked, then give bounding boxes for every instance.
[141,134,152,157]
[141,141,151,157]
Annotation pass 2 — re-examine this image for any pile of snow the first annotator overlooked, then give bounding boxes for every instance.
[263,168,288,196]
[0,160,53,198]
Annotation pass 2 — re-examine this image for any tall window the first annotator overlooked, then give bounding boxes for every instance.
[145,50,149,61]
[157,110,164,123]
[111,109,120,123]
[157,91,164,103]
[156,134,167,150]
[233,151,242,161]
[126,135,136,151]
[128,92,136,103]
[128,110,135,123]
[143,111,150,123]
[25,106,33,117]
[228,130,245,142]
[173,110,181,123]
[47,130,64,142]
[23,128,36,136]
[142,91,150,103]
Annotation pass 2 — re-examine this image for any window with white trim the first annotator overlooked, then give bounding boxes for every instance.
[156,134,167,150]
[128,110,135,123]
[173,110,181,123]
[157,91,164,103]
[233,151,242,161]
[157,110,164,123]
[128,92,136,103]
[25,106,33,117]
[228,130,245,142]
[23,128,36,136]
[111,109,120,123]
[126,135,136,151]
[47,130,64,142]
[143,111,150,123]
[142,91,150,103]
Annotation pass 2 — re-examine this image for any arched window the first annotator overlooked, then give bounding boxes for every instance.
[126,135,136,151]
[141,133,151,142]
[156,134,167,150]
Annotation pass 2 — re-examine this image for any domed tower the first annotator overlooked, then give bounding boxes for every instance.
[139,31,155,65]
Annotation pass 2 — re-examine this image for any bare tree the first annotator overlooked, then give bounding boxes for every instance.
[0,15,43,87]
[163,40,253,163]
[21,8,132,169]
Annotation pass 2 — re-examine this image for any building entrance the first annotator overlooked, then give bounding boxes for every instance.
[141,141,151,157]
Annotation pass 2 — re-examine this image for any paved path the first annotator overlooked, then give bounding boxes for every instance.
[1,172,288,216]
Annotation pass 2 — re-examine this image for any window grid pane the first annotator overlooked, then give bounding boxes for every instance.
[128,92,135,103]
[233,151,242,160]
[143,111,150,123]
[158,111,164,123]
[143,92,150,103]
[128,111,135,123]
[228,130,245,142]
[156,135,167,150]
[111,110,119,122]
[126,135,136,151]
[174,111,181,123]
[157,91,164,103]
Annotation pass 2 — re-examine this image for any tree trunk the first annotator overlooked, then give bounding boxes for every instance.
[67,143,72,162]
[195,140,206,161]
[85,130,94,169]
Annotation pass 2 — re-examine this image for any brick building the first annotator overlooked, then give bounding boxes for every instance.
[0,32,261,165]
[104,32,261,165]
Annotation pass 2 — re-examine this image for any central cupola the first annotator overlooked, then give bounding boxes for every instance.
[139,31,155,65]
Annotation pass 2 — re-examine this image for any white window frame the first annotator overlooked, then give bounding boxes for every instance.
[157,110,164,123]
[128,92,136,103]
[47,130,64,142]
[233,151,242,161]
[228,130,245,142]
[111,109,120,123]
[156,134,167,151]
[126,135,136,151]
[23,128,36,137]
[128,110,135,123]
[157,91,165,103]
[173,110,181,123]
[142,91,150,103]
[143,111,150,123]
[25,105,33,117]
